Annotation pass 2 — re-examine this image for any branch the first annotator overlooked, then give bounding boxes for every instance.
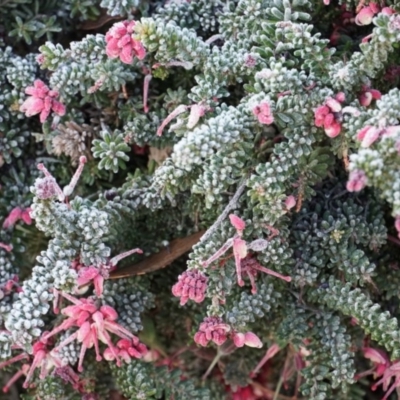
[109,230,205,279]
[199,178,248,244]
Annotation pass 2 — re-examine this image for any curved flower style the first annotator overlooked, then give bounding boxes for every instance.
[20,80,66,123]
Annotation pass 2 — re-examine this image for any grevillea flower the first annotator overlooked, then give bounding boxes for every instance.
[77,247,142,297]
[105,21,146,64]
[355,347,390,381]
[346,170,368,192]
[314,96,360,138]
[193,316,262,348]
[20,80,66,123]
[202,214,291,291]
[356,125,400,147]
[171,269,208,305]
[103,338,147,363]
[43,291,146,371]
[0,337,62,392]
[253,102,274,125]
[355,3,379,25]
[314,100,342,138]
[35,156,87,203]
[2,207,32,229]
[194,317,229,346]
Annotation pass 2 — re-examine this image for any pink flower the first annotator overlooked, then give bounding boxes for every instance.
[20,80,66,123]
[346,170,367,192]
[355,5,378,25]
[314,98,343,138]
[105,21,146,64]
[0,338,62,392]
[194,317,230,346]
[253,102,274,125]
[382,7,395,16]
[202,215,290,291]
[44,291,146,371]
[2,207,32,229]
[77,247,142,297]
[335,92,346,103]
[232,331,263,348]
[229,214,246,234]
[2,207,22,229]
[172,269,208,305]
[284,195,296,210]
[103,338,147,363]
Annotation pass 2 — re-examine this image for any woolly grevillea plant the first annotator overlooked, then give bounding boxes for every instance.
[2,0,400,399]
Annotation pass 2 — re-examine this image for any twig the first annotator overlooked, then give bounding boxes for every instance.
[109,231,205,279]
[199,178,248,244]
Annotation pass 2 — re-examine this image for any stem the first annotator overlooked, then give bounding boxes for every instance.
[202,351,222,380]
[199,178,248,244]
[273,374,284,400]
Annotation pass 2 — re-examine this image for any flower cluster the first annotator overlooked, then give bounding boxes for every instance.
[193,316,262,349]
[105,20,146,64]
[20,80,66,123]
[171,269,208,305]
[201,214,291,290]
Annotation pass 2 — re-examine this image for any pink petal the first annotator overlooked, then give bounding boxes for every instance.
[51,100,66,116]
[20,208,32,225]
[382,7,395,16]
[326,97,342,112]
[285,195,296,210]
[77,321,91,342]
[359,92,372,107]
[244,332,263,348]
[120,45,133,64]
[100,305,119,321]
[93,275,104,297]
[369,89,381,100]
[106,39,120,59]
[39,108,51,123]
[3,207,22,229]
[232,332,245,347]
[324,121,341,138]
[20,97,44,117]
[355,7,375,25]
[335,92,346,103]
[363,347,389,365]
[229,214,246,232]
[361,127,381,147]
[356,125,372,141]
[77,267,99,287]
